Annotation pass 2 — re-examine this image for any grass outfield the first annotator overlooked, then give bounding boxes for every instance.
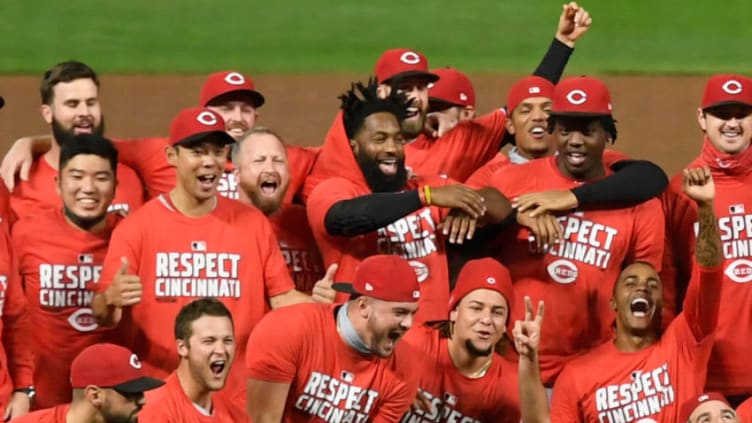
[2,0,751,74]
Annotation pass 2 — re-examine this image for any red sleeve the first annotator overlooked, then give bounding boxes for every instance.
[96,216,142,294]
[627,198,665,269]
[550,365,583,423]
[285,145,320,205]
[682,264,723,342]
[114,137,175,198]
[0,227,32,388]
[372,376,416,423]
[736,397,752,423]
[245,307,305,383]
[259,216,295,297]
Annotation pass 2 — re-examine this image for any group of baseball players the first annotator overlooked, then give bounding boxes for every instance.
[0,2,748,422]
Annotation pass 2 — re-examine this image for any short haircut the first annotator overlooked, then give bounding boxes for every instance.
[59,134,118,176]
[339,77,411,139]
[174,298,234,341]
[41,61,99,105]
[547,115,618,142]
[230,126,286,164]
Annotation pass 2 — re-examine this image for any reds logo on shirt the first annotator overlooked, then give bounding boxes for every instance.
[594,364,675,423]
[154,246,242,299]
[401,388,481,423]
[295,371,380,422]
[217,171,239,200]
[543,213,619,283]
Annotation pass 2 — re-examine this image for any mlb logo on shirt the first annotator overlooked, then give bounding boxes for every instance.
[78,254,94,264]
[729,204,745,215]
[443,392,457,406]
[341,371,355,383]
[191,241,207,252]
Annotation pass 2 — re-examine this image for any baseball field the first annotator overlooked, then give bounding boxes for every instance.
[1,0,751,176]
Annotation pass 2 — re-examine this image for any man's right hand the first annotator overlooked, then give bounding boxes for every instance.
[517,211,563,253]
[0,137,36,192]
[104,257,143,307]
[429,185,487,218]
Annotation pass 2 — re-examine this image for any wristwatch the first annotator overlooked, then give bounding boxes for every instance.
[13,386,35,401]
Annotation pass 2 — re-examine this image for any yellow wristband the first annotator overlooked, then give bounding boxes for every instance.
[423,185,432,206]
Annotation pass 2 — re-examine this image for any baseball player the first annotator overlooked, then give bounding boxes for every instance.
[11,134,121,409]
[91,107,335,413]
[678,393,739,423]
[302,2,592,202]
[662,74,752,402]
[1,69,320,205]
[401,258,522,422]
[232,127,325,293]
[139,298,249,422]
[306,78,515,323]
[424,67,477,138]
[486,76,665,386]
[245,255,421,422]
[8,61,144,222]
[12,343,163,423]
[525,167,721,422]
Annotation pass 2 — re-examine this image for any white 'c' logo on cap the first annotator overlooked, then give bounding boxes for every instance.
[400,51,421,65]
[224,72,246,85]
[460,92,468,101]
[722,80,743,95]
[566,89,588,105]
[529,86,541,94]
[129,354,142,369]
[196,111,218,126]
[486,277,496,284]
[365,282,374,291]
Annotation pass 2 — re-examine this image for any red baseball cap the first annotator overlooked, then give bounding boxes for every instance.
[333,255,421,303]
[374,48,439,84]
[200,70,265,108]
[70,343,164,393]
[507,76,555,114]
[678,392,732,423]
[701,74,752,110]
[169,107,236,147]
[550,76,613,116]
[448,258,514,314]
[428,68,475,108]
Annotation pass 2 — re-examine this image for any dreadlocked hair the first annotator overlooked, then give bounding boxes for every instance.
[339,77,412,139]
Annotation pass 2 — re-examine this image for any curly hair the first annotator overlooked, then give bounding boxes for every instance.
[339,77,412,139]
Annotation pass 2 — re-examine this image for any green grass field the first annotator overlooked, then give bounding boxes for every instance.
[2,0,751,74]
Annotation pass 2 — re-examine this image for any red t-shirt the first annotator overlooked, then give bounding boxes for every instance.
[115,137,319,204]
[140,372,249,422]
[401,325,521,422]
[737,397,752,423]
[10,155,144,222]
[245,303,419,423]
[303,110,506,203]
[0,183,11,226]
[96,194,295,409]
[307,175,451,323]
[465,153,512,188]
[662,158,752,395]
[489,155,665,384]
[12,404,69,423]
[268,204,324,294]
[11,209,118,408]
[550,265,722,423]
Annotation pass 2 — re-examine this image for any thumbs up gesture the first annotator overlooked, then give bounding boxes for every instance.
[312,264,338,304]
[105,257,143,307]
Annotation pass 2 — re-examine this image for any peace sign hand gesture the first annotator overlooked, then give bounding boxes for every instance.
[513,296,545,361]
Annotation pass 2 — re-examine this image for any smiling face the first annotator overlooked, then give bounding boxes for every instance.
[612,262,663,336]
[450,289,508,356]
[351,111,408,192]
[379,76,429,139]
[178,315,235,392]
[42,78,105,145]
[697,104,752,155]
[166,137,229,202]
[507,96,554,159]
[234,131,290,215]
[552,116,609,180]
[360,297,418,357]
[57,153,116,224]
[206,92,259,141]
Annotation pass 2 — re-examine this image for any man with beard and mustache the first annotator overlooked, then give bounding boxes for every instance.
[2,70,320,204]
[246,255,421,422]
[139,298,249,422]
[401,258,523,423]
[12,134,122,410]
[307,78,514,324]
[13,343,163,423]
[516,167,723,423]
[10,61,144,222]
[232,128,325,294]
[301,2,592,203]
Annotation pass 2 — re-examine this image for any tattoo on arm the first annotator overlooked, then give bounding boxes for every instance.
[696,202,722,267]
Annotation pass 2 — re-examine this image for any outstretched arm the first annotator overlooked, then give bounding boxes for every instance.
[515,297,550,423]
[533,2,592,83]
